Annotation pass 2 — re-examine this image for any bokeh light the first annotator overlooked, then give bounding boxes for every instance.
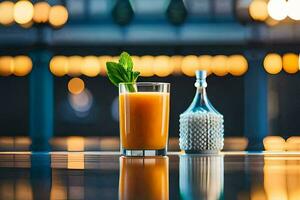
[33,2,50,23]
[49,5,68,27]
[249,0,269,21]
[263,136,286,151]
[68,78,85,95]
[69,89,93,115]
[267,0,288,21]
[14,0,34,25]
[264,53,282,74]
[48,54,250,77]
[99,56,112,76]
[68,56,83,76]
[299,53,300,69]
[170,55,183,75]
[227,55,248,76]
[0,56,14,76]
[82,56,100,77]
[286,136,300,151]
[211,55,228,76]
[0,1,14,25]
[282,53,298,74]
[223,137,249,151]
[198,55,212,75]
[287,0,300,20]
[50,56,68,77]
[138,56,154,77]
[181,55,199,77]
[67,136,85,151]
[13,56,33,76]
[153,56,172,77]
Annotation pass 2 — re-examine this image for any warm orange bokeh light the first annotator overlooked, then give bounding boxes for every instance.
[66,137,86,169]
[227,55,248,76]
[282,53,298,74]
[211,55,228,76]
[98,56,112,76]
[13,56,33,76]
[286,136,300,151]
[249,0,269,21]
[138,56,154,77]
[153,56,172,77]
[67,136,85,151]
[264,53,282,74]
[169,55,183,75]
[33,2,50,23]
[68,78,85,95]
[199,55,212,75]
[68,56,83,76]
[50,56,68,77]
[181,55,199,77]
[0,56,14,76]
[0,1,14,25]
[223,137,249,151]
[263,136,286,151]
[49,5,68,27]
[82,56,101,77]
[14,1,34,25]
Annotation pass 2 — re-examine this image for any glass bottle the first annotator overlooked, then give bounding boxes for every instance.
[179,70,224,154]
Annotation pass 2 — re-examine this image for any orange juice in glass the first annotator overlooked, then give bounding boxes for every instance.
[119,156,169,200]
[119,82,170,156]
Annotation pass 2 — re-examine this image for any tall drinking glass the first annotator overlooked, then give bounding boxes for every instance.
[119,82,170,156]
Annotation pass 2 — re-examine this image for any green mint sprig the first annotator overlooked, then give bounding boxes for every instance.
[106,52,140,92]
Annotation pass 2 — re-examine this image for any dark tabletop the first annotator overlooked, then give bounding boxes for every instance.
[0,151,298,200]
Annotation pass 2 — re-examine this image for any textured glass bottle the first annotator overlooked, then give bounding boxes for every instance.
[179,70,224,154]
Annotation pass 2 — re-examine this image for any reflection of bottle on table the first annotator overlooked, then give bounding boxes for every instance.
[180,155,224,200]
[119,156,169,200]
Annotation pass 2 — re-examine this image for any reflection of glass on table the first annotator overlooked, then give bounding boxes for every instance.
[179,155,224,200]
[119,156,169,200]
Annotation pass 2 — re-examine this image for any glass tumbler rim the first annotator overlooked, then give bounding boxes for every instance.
[119,82,170,86]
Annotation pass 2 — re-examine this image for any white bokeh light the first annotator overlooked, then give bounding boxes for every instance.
[268,0,288,21]
[287,0,300,20]
[69,89,93,117]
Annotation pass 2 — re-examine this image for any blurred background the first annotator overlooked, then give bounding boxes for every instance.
[0,0,299,151]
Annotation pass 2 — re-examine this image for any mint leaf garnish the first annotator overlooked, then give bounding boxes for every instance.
[119,52,133,71]
[106,52,140,92]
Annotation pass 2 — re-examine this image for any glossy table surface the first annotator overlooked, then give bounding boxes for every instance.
[0,151,299,200]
